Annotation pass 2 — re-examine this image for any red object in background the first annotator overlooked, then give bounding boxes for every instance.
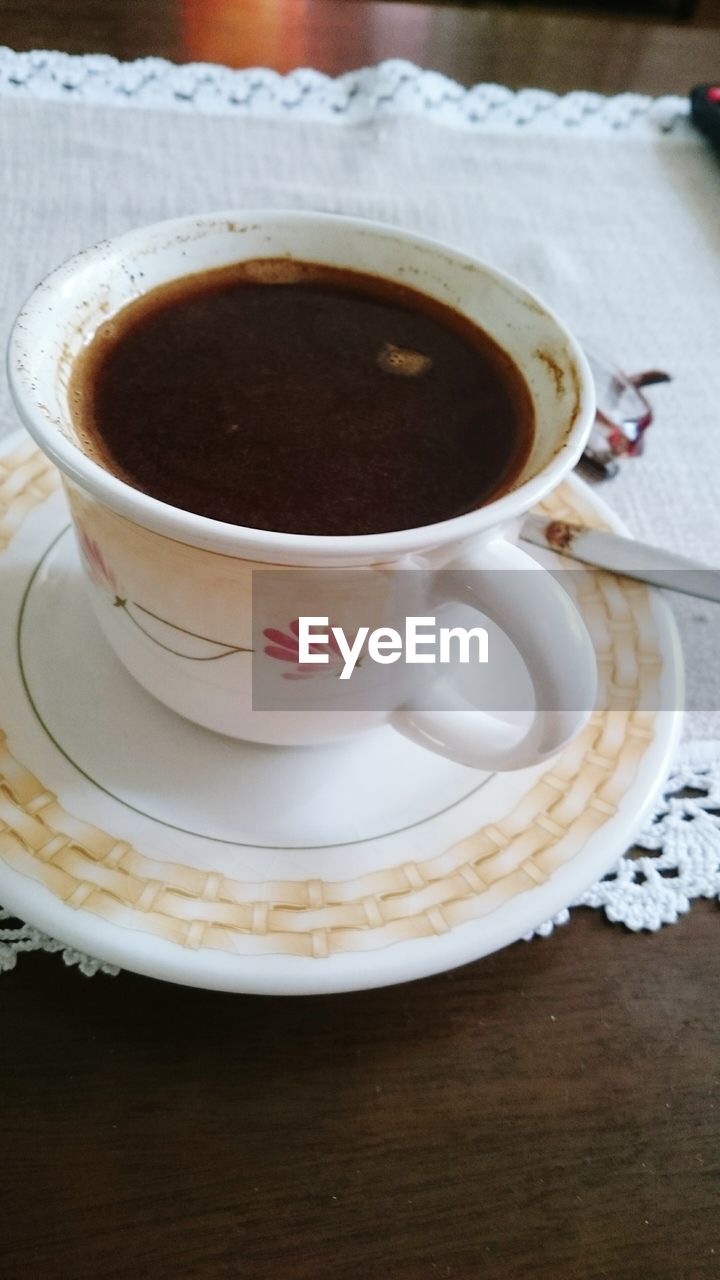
[180,0,311,70]
[581,349,671,478]
[179,0,436,76]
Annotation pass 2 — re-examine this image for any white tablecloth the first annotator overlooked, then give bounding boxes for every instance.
[0,52,718,965]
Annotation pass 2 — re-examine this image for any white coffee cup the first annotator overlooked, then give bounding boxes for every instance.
[8,210,596,770]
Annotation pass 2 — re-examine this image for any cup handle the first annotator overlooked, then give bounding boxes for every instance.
[389,536,597,771]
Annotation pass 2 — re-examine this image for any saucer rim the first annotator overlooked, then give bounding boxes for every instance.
[0,431,683,993]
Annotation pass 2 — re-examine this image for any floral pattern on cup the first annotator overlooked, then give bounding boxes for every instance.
[263,620,346,680]
[73,518,351,679]
[73,516,250,660]
[75,521,124,601]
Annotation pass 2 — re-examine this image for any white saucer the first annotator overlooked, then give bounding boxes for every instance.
[0,433,683,993]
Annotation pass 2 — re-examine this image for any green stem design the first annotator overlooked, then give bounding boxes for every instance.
[114,598,255,662]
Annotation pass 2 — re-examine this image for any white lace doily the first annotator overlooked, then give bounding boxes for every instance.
[2,740,717,976]
[0,48,690,136]
[527,739,720,940]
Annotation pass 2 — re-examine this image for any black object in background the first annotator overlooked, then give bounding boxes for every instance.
[690,83,720,147]
[458,1,698,13]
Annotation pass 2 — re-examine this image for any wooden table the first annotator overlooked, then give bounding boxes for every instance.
[1,0,720,94]
[1,4,719,1278]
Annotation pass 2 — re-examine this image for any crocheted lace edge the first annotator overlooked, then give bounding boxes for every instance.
[0,49,692,134]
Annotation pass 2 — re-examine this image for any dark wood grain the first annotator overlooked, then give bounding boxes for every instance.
[1,0,720,94]
[1,904,718,1279]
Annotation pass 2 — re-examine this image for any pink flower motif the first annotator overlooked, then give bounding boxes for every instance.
[75,520,122,599]
[263,619,345,680]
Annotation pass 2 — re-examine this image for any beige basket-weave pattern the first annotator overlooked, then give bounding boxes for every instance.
[0,450,660,958]
[0,439,60,550]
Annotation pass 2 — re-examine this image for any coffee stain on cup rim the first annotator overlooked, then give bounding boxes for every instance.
[533,347,584,455]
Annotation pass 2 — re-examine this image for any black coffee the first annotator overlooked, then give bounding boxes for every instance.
[71,260,534,536]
